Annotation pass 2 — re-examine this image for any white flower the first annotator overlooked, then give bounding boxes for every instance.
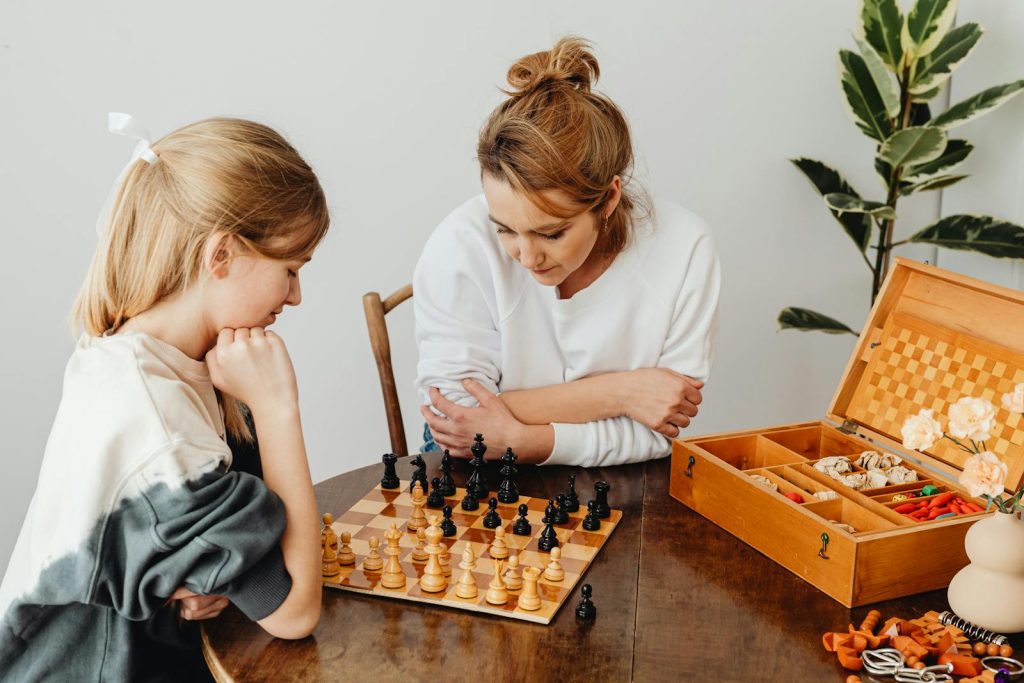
[958,450,1008,498]
[947,397,996,443]
[901,409,943,451]
[1002,383,1024,414]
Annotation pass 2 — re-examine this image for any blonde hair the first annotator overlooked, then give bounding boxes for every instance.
[72,117,330,441]
[477,36,647,255]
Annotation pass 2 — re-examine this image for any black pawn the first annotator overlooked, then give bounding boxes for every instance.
[593,480,611,519]
[582,500,601,531]
[409,454,428,494]
[512,503,532,536]
[466,434,489,500]
[482,497,501,529]
[575,584,596,620]
[497,447,519,504]
[461,489,479,512]
[440,504,457,537]
[554,494,570,524]
[438,450,456,497]
[380,453,399,489]
[426,477,445,509]
[538,505,559,552]
[564,474,580,513]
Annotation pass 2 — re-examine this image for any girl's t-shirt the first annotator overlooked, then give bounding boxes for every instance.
[0,332,291,681]
[414,195,721,466]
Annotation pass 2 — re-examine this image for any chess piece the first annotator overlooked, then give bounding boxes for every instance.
[575,584,596,620]
[440,504,457,537]
[427,477,445,509]
[408,481,428,531]
[381,523,406,589]
[564,474,580,513]
[409,453,428,494]
[362,536,384,572]
[518,566,542,611]
[438,450,456,496]
[497,447,519,504]
[466,434,489,500]
[554,494,570,524]
[337,531,355,566]
[380,453,400,489]
[419,516,448,593]
[411,527,429,562]
[456,546,478,599]
[512,503,532,536]
[439,540,452,577]
[582,500,601,531]
[485,559,509,605]
[490,526,509,560]
[538,509,559,552]
[503,553,523,590]
[482,497,501,529]
[593,480,611,519]
[543,546,564,581]
[460,489,479,511]
[321,513,340,578]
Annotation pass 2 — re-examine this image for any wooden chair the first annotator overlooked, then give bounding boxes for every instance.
[362,284,414,458]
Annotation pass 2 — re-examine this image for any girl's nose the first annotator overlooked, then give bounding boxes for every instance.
[287,275,302,306]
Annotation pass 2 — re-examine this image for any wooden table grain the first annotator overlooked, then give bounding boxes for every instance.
[202,453,1023,682]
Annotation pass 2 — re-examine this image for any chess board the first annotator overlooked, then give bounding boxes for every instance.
[322,480,621,624]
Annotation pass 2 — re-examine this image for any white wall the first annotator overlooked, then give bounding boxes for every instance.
[2,1,1018,569]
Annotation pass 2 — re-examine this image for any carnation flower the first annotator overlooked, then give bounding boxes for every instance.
[901,409,943,451]
[1002,383,1024,414]
[947,397,996,443]
[958,450,1008,499]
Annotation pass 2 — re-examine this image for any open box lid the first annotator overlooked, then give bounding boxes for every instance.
[827,258,1024,493]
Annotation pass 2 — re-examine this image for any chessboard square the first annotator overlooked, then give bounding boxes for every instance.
[337,510,376,526]
[526,497,550,512]
[567,529,609,547]
[350,499,388,515]
[559,542,597,561]
[379,503,413,519]
[339,569,378,590]
[364,488,402,503]
[366,514,401,531]
[537,582,568,602]
[331,522,364,539]
[460,528,494,545]
[449,511,477,527]
[406,579,447,601]
[482,593,521,612]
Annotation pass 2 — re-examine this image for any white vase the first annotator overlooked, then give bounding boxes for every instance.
[947,510,1024,634]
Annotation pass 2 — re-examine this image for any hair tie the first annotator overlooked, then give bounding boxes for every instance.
[95,112,159,236]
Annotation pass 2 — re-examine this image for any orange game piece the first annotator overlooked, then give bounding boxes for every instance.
[937,652,983,677]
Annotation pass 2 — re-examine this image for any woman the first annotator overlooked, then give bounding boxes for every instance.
[415,37,720,466]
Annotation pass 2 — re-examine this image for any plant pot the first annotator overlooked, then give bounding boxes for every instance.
[947,510,1024,633]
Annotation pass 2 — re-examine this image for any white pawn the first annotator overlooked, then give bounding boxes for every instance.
[411,527,428,562]
[485,558,509,605]
[503,553,523,590]
[489,526,509,559]
[456,546,478,599]
[362,536,384,572]
[543,546,564,582]
[337,531,356,566]
[439,540,452,577]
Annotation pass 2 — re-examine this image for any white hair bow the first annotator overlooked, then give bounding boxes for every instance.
[95,112,160,236]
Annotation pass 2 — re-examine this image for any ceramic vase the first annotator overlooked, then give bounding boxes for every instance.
[947,510,1024,633]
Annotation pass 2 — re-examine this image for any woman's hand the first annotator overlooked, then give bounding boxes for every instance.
[420,379,527,457]
[206,328,298,415]
[618,368,704,438]
[168,587,229,621]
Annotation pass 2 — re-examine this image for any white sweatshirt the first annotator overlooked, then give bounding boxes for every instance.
[414,195,720,467]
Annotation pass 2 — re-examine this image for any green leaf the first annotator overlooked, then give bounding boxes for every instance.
[879,126,947,168]
[904,139,973,181]
[839,49,895,141]
[791,158,874,252]
[861,0,904,71]
[910,23,983,95]
[901,174,968,194]
[856,37,901,118]
[912,84,944,102]
[931,80,1024,129]
[778,308,858,335]
[902,0,959,60]
[824,192,896,219]
[910,215,1024,257]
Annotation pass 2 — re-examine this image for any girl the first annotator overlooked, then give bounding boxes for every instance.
[415,38,720,466]
[0,115,328,680]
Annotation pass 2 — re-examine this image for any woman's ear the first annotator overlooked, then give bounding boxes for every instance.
[603,176,623,219]
[203,232,234,279]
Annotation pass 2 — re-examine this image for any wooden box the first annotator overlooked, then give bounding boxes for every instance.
[670,258,1024,607]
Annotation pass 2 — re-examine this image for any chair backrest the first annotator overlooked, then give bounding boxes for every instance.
[362,284,413,458]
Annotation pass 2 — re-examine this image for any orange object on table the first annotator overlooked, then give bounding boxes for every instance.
[937,652,983,676]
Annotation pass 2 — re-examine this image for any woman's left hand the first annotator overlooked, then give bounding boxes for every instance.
[420,379,525,457]
[168,587,230,621]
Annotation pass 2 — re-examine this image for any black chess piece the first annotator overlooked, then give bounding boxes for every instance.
[380,452,399,489]
[512,503,532,536]
[409,454,428,494]
[460,489,479,512]
[593,480,611,519]
[582,500,601,531]
[497,447,519,504]
[554,494,570,524]
[482,497,501,529]
[426,477,445,509]
[438,450,456,496]
[575,584,596,620]
[466,434,489,500]
[538,510,559,552]
[440,504,457,537]
[563,473,580,513]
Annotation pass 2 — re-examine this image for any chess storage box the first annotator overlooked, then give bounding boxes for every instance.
[670,259,1024,607]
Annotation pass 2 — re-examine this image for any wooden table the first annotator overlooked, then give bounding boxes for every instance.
[202,453,1023,682]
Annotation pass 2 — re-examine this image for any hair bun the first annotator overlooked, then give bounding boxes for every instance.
[505,36,600,97]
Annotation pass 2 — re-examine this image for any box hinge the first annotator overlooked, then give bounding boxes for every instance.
[837,420,860,435]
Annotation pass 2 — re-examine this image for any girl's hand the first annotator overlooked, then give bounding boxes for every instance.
[420,379,526,457]
[206,328,298,415]
[168,587,230,621]
[619,368,703,438]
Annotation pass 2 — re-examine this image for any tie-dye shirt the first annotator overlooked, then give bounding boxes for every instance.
[0,332,292,681]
